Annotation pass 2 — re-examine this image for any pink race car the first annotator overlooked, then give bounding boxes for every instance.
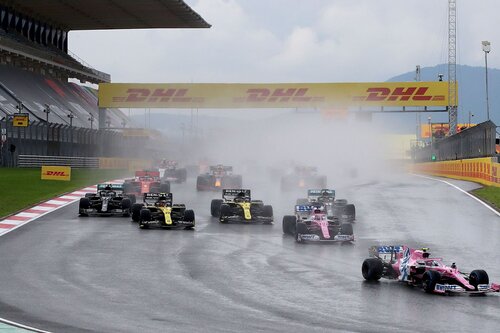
[362,245,500,295]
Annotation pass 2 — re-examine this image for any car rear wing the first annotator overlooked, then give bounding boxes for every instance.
[97,183,124,192]
[135,170,160,178]
[295,166,317,174]
[369,245,405,262]
[210,165,232,174]
[295,205,313,212]
[144,192,173,206]
[223,189,251,200]
[307,189,335,199]
[295,204,324,217]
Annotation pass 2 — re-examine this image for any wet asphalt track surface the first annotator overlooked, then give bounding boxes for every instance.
[0,173,499,333]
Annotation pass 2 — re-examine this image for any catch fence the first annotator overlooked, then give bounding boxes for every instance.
[0,119,153,167]
[413,120,496,162]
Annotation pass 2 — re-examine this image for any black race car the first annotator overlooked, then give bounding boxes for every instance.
[159,160,187,183]
[132,193,195,230]
[300,189,356,222]
[197,165,242,191]
[210,189,273,224]
[78,184,132,217]
[281,166,327,191]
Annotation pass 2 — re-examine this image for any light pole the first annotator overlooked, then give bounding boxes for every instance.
[427,116,432,144]
[67,111,75,156]
[43,104,50,155]
[482,41,491,121]
[88,114,94,130]
[468,111,474,128]
[67,111,74,128]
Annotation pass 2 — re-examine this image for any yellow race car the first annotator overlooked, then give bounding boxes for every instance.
[210,189,273,224]
[132,193,195,230]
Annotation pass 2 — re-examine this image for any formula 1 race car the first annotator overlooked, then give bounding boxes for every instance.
[123,170,170,197]
[159,160,187,183]
[210,189,273,224]
[282,205,354,243]
[281,166,327,191]
[297,189,356,222]
[197,165,242,191]
[132,193,195,230]
[78,184,133,216]
[362,245,500,295]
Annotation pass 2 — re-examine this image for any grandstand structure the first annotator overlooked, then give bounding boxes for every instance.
[0,0,209,164]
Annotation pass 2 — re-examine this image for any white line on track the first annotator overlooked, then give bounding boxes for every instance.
[413,174,500,217]
[0,220,25,225]
[0,317,52,333]
[30,206,55,211]
[15,212,40,218]
[59,195,81,200]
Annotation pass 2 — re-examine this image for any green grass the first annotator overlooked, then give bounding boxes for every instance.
[0,168,131,218]
[471,186,500,211]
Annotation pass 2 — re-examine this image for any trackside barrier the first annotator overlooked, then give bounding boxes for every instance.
[413,120,496,162]
[18,155,98,168]
[99,157,152,171]
[413,157,500,187]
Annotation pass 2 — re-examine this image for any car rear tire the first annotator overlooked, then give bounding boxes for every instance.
[295,222,308,243]
[469,269,489,290]
[282,215,296,235]
[131,203,143,222]
[342,204,356,221]
[211,199,223,217]
[79,198,90,216]
[422,270,441,293]
[121,198,131,217]
[262,205,273,218]
[220,204,231,223]
[340,223,353,236]
[139,209,151,229]
[140,209,151,221]
[184,209,195,222]
[362,258,383,281]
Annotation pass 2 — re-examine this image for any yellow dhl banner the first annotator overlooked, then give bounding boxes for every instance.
[413,157,500,187]
[99,82,450,109]
[41,166,71,181]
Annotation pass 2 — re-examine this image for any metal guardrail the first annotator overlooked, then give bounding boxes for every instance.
[17,155,99,168]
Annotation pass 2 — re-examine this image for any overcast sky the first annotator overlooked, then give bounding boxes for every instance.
[68,0,498,84]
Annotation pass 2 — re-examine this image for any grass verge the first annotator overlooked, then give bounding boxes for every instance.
[0,168,130,218]
[471,186,500,211]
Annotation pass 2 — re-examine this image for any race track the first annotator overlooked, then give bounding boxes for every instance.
[0,174,499,333]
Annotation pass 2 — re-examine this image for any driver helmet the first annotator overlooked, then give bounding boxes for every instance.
[157,196,168,207]
[234,191,246,202]
[313,207,323,214]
